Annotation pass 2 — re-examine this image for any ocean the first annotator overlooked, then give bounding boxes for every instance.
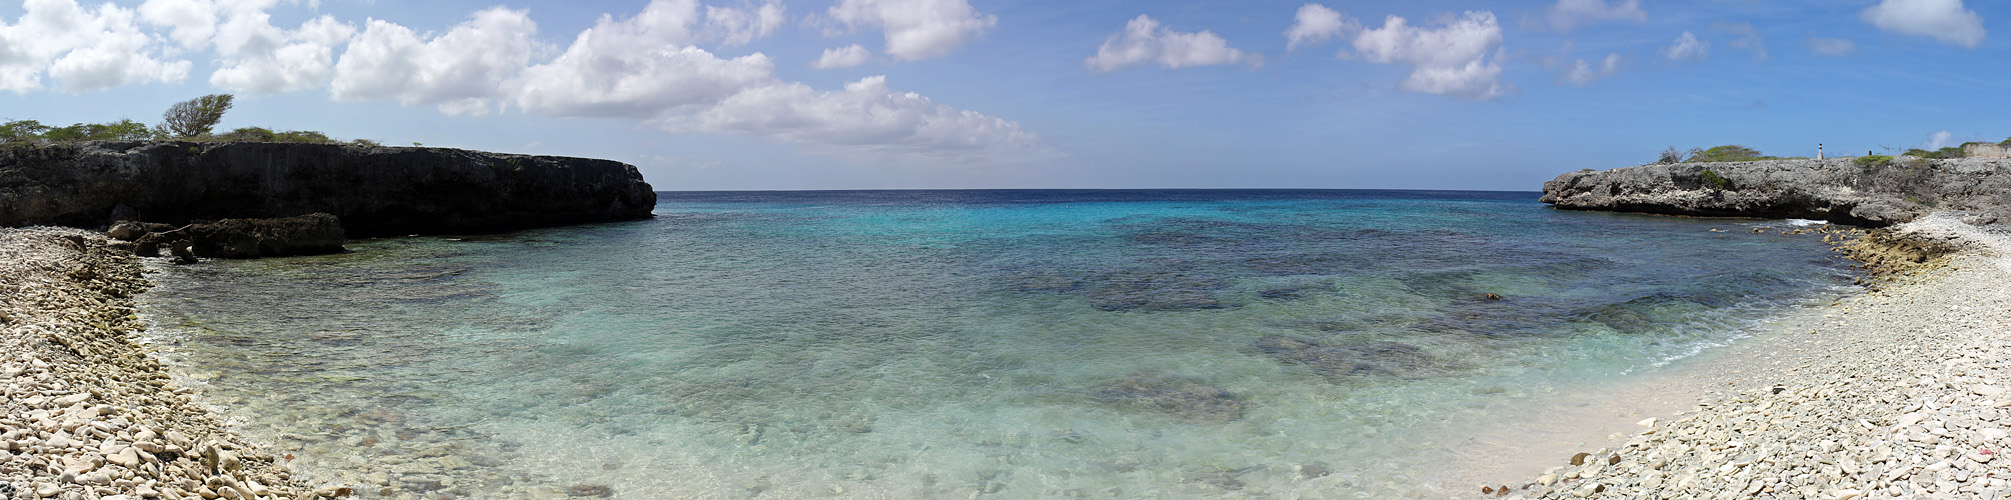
[135,189,1857,499]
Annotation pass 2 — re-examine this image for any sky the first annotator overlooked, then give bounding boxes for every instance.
[1,0,2007,191]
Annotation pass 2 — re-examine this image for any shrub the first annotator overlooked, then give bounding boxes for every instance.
[158,94,235,139]
[218,126,277,142]
[1686,145,1767,162]
[348,138,382,147]
[2000,137,2011,147]
[1854,155,1894,167]
[1656,146,1682,164]
[1902,147,1966,159]
[1700,169,1732,189]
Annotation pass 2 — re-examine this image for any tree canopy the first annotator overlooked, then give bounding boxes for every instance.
[158,94,234,139]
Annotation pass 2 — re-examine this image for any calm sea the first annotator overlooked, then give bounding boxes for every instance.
[137,190,1856,499]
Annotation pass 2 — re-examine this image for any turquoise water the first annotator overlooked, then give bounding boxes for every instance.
[137,190,1856,499]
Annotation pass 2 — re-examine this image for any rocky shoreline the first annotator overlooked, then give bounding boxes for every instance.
[0,227,353,500]
[1480,214,2011,499]
[1540,158,2011,227]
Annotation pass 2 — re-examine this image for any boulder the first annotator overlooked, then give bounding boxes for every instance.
[134,213,346,259]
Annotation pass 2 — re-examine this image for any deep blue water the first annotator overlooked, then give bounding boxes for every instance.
[138,189,1857,499]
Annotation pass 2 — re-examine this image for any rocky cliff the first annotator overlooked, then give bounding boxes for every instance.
[0,141,657,237]
[1540,158,2011,226]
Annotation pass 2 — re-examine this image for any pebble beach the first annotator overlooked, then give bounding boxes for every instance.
[1483,214,2011,499]
[0,228,333,500]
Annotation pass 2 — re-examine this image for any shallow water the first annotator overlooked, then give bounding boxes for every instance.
[137,190,1857,499]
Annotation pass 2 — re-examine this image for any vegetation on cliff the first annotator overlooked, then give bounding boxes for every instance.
[1,94,385,147]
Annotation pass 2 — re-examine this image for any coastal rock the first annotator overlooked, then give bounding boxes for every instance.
[1097,373,1245,422]
[1254,335,1444,381]
[0,141,656,236]
[132,214,345,259]
[1539,158,2011,226]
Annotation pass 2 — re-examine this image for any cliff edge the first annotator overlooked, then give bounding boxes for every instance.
[1539,158,2011,226]
[0,141,657,237]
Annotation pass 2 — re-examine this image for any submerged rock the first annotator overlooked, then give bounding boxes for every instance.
[1088,270,1230,311]
[1254,335,1443,381]
[1097,373,1245,422]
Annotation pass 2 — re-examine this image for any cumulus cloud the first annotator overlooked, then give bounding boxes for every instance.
[508,0,1042,161]
[662,76,1045,161]
[1284,3,1355,50]
[812,44,871,69]
[1085,15,1257,72]
[508,0,774,119]
[208,2,356,94]
[1860,0,1985,48]
[1713,21,1767,61]
[1546,0,1646,33]
[1349,11,1508,100]
[138,0,220,50]
[1664,31,1708,62]
[330,7,539,115]
[1807,37,1856,56]
[701,0,785,46]
[1561,54,1621,85]
[826,0,995,61]
[0,0,192,94]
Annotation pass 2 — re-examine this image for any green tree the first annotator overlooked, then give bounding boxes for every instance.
[158,94,235,139]
[0,119,50,142]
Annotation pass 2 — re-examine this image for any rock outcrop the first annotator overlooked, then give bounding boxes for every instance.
[0,141,656,237]
[129,213,346,260]
[1539,158,2011,226]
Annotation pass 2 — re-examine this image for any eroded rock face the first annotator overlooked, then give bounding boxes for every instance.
[130,213,346,259]
[0,141,656,236]
[1539,158,2011,226]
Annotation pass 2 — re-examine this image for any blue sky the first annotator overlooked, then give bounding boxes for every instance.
[1,0,2006,191]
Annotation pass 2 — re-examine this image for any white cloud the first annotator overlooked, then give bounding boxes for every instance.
[138,0,220,50]
[662,76,1046,162]
[329,7,539,115]
[207,0,356,94]
[702,0,784,46]
[508,1,1042,162]
[1546,0,1646,33]
[509,1,772,119]
[1860,0,1985,48]
[1085,15,1257,72]
[1284,3,1355,50]
[827,0,995,61]
[0,0,191,94]
[1663,31,1708,62]
[1714,22,1767,61]
[1807,37,1856,56]
[1920,130,1955,150]
[1561,53,1621,85]
[813,44,871,69]
[1348,11,1507,100]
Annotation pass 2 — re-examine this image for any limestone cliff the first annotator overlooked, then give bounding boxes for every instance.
[1539,158,2011,226]
[0,141,657,237]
